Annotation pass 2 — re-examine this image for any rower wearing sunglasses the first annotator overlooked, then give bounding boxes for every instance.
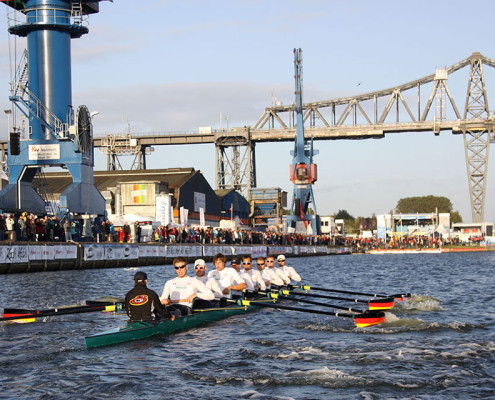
[193,258,223,301]
[207,253,247,298]
[266,255,290,286]
[276,254,301,283]
[257,256,285,289]
[160,256,215,317]
[241,255,266,291]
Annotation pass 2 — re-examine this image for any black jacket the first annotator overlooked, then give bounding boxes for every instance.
[125,284,171,322]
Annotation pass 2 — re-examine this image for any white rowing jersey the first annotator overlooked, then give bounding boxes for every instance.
[207,267,246,294]
[161,276,214,307]
[261,268,284,288]
[273,267,290,285]
[195,275,223,299]
[243,268,266,291]
[281,264,301,282]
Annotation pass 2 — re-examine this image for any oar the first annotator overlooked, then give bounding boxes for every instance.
[1,302,123,323]
[280,289,395,310]
[268,292,367,314]
[291,284,410,301]
[238,299,386,327]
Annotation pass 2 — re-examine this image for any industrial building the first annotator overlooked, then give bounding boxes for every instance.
[38,168,249,226]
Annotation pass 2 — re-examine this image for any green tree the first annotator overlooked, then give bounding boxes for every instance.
[334,209,355,220]
[396,195,453,213]
[450,211,463,224]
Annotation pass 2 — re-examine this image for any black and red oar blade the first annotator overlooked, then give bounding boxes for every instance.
[368,297,394,310]
[353,310,386,327]
[2,308,38,323]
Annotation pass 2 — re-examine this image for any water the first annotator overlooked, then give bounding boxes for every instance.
[0,252,494,399]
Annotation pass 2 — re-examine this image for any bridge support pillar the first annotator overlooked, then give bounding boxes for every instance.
[215,127,256,200]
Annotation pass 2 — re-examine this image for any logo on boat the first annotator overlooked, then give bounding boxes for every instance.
[129,295,149,306]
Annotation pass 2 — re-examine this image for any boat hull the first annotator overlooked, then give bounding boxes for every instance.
[85,304,260,349]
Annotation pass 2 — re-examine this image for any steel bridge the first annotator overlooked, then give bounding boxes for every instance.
[1,52,494,221]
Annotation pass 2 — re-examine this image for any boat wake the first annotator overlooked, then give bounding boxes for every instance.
[394,294,444,312]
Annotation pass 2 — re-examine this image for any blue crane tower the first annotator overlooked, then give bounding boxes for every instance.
[0,0,107,216]
[286,49,321,235]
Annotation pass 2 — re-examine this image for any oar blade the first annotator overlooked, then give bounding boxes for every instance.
[353,311,386,327]
[2,308,37,323]
[368,297,395,310]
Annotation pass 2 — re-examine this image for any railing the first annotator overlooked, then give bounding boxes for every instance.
[6,7,89,29]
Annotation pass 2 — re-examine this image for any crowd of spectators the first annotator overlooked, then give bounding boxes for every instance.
[2,213,482,251]
[0,213,333,246]
[145,225,332,246]
[336,234,478,253]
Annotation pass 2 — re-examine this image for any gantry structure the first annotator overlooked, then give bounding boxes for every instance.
[1,52,494,221]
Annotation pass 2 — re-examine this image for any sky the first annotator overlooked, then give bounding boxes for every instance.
[1,0,495,222]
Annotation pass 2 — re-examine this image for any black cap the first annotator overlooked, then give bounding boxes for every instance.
[134,271,148,282]
[231,258,240,265]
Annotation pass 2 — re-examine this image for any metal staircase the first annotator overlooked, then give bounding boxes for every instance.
[9,50,69,140]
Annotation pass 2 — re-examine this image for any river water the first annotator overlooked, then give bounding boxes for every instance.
[0,252,494,399]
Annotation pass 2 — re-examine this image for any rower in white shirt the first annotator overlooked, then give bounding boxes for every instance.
[207,253,247,298]
[230,257,255,297]
[193,258,223,301]
[161,256,215,316]
[257,256,284,289]
[266,255,290,286]
[276,254,301,283]
[241,255,266,292]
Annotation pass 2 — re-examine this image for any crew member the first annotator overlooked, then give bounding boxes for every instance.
[258,256,285,289]
[207,253,247,297]
[193,258,223,302]
[267,255,290,285]
[125,271,174,322]
[161,256,215,316]
[229,257,256,296]
[241,255,266,291]
[277,254,301,283]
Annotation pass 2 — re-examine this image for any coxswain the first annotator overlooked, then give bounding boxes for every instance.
[207,253,247,297]
[193,258,223,302]
[258,256,285,289]
[125,271,174,323]
[161,257,215,316]
[241,255,266,291]
[276,254,301,283]
[267,255,290,285]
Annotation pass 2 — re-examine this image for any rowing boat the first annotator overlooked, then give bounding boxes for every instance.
[85,298,272,349]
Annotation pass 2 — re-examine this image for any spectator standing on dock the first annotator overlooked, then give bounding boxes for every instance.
[135,221,141,243]
[18,212,28,241]
[5,215,15,239]
[277,255,301,283]
[64,219,72,241]
[27,214,35,241]
[123,222,131,243]
[0,215,6,241]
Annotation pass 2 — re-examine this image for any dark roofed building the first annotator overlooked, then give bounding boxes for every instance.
[40,168,249,226]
